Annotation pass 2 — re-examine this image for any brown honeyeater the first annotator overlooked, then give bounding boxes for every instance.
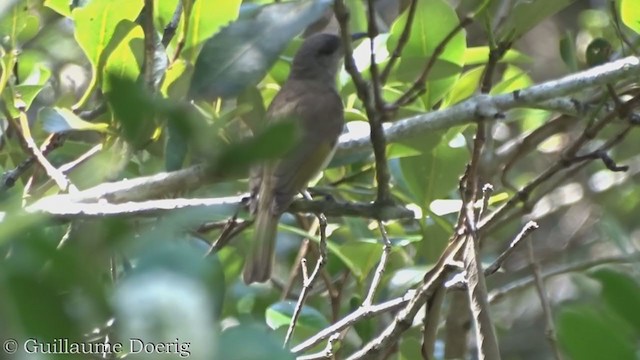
[243,33,345,284]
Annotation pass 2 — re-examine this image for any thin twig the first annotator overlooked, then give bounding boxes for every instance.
[362,221,392,307]
[421,286,445,359]
[393,16,473,108]
[141,0,157,91]
[162,1,183,47]
[526,236,563,360]
[485,221,539,275]
[346,237,466,359]
[16,109,77,193]
[463,205,501,360]
[480,94,640,233]
[283,214,329,348]
[478,183,494,219]
[488,252,640,303]
[30,143,104,198]
[297,333,342,360]
[334,0,392,204]
[380,0,418,83]
[292,291,414,354]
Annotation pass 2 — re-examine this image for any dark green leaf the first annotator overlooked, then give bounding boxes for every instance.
[104,75,156,148]
[558,305,636,360]
[189,0,332,100]
[216,324,295,360]
[266,301,329,331]
[212,121,296,176]
[497,0,576,41]
[333,240,383,281]
[590,268,640,334]
[559,32,578,72]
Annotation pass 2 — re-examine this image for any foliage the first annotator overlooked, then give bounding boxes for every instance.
[0,0,640,359]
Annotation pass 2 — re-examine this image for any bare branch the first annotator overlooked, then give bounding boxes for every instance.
[335,0,392,204]
[527,235,563,360]
[485,221,539,276]
[362,221,392,307]
[488,252,640,304]
[380,0,417,83]
[284,214,329,347]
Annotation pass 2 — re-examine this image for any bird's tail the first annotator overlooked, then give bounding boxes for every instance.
[243,206,279,284]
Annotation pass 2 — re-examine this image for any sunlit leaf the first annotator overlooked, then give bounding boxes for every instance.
[620,0,640,34]
[443,66,484,106]
[72,0,144,107]
[102,21,144,92]
[44,0,72,17]
[182,0,241,61]
[463,47,532,66]
[39,107,110,133]
[0,1,39,47]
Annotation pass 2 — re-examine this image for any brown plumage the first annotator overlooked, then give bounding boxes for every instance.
[243,33,345,284]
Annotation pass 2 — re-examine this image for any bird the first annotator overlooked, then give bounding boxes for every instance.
[243,33,345,284]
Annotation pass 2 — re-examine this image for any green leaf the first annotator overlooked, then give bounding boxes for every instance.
[2,63,51,116]
[212,121,296,176]
[558,305,636,360]
[0,0,39,48]
[490,65,532,95]
[463,47,532,66]
[182,0,241,61]
[620,0,640,34]
[443,66,484,106]
[165,118,189,171]
[102,21,144,92]
[153,0,179,33]
[497,0,576,41]
[265,301,329,331]
[216,325,295,360]
[72,0,144,107]
[39,107,110,133]
[104,75,157,148]
[386,0,466,108]
[590,268,640,334]
[189,0,332,100]
[0,0,20,19]
[559,31,578,72]
[397,130,467,209]
[334,240,383,281]
[161,58,192,99]
[44,0,72,17]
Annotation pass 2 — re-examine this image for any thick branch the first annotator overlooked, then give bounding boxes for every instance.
[25,195,414,221]
[338,56,640,155]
